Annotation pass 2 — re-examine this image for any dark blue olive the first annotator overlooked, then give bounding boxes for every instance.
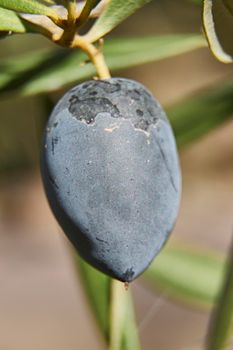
[41,78,181,282]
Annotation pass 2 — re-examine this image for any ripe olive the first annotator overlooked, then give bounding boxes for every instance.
[41,78,181,282]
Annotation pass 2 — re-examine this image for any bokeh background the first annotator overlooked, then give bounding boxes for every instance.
[0,0,233,349]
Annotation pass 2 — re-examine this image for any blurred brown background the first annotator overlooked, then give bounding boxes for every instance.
[0,1,233,349]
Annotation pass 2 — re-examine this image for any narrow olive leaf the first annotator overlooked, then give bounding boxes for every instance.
[0,7,29,32]
[38,0,56,4]
[168,79,233,146]
[0,48,64,91]
[121,295,140,350]
[105,34,206,70]
[0,0,59,18]
[76,257,140,349]
[84,0,152,43]
[203,0,233,63]
[109,280,130,350]
[109,280,140,350]
[76,256,111,338]
[0,34,204,95]
[143,244,225,308]
[207,240,233,350]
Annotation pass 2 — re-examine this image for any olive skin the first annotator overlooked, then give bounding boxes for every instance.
[41,78,181,282]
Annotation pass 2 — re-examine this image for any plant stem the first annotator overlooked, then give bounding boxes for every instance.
[72,36,110,79]
[49,15,65,28]
[67,0,77,26]
[109,279,128,350]
[76,0,99,27]
[35,25,110,79]
[57,0,77,46]
[206,237,233,350]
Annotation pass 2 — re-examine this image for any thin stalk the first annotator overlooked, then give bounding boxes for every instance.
[49,15,65,28]
[67,0,77,26]
[206,237,233,350]
[76,0,99,27]
[72,35,110,79]
[57,0,77,46]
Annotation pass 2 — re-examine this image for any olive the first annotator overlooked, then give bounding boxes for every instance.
[41,78,181,282]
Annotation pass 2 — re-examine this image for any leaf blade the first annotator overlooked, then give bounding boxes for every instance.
[121,295,140,350]
[203,0,233,63]
[77,256,111,338]
[143,244,225,308]
[76,257,140,349]
[168,79,233,147]
[0,0,59,18]
[207,241,233,350]
[85,0,152,43]
[27,34,206,94]
[0,7,28,32]
[0,34,205,95]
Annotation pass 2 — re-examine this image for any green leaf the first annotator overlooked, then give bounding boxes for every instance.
[207,242,233,350]
[203,0,233,63]
[38,0,56,4]
[0,0,59,18]
[143,244,225,308]
[0,48,63,91]
[0,34,206,95]
[121,296,140,350]
[168,79,233,146]
[25,34,205,95]
[108,280,140,350]
[109,280,127,350]
[0,6,29,32]
[76,257,140,349]
[77,256,110,338]
[84,0,153,43]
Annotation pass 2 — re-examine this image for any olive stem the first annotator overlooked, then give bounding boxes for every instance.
[57,0,77,46]
[47,12,65,28]
[76,0,98,28]
[67,0,77,26]
[20,2,110,79]
[38,28,110,79]
[72,35,111,79]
